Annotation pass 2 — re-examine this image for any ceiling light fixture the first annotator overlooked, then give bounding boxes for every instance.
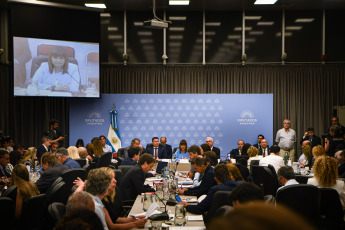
[254,0,277,5]
[245,16,262,20]
[286,26,303,30]
[169,16,187,20]
[205,22,221,26]
[85,3,106,8]
[295,18,315,23]
[257,21,274,26]
[169,0,190,5]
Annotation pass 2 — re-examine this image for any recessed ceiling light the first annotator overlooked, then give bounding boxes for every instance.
[169,16,187,21]
[276,32,293,37]
[140,39,153,44]
[286,26,303,30]
[169,42,182,47]
[85,3,106,8]
[169,35,184,39]
[249,31,264,35]
[205,22,221,26]
[169,0,190,5]
[295,18,315,23]
[108,27,118,32]
[257,21,275,26]
[137,31,152,36]
[234,27,253,31]
[134,22,144,26]
[245,16,262,20]
[254,0,277,5]
[169,27,185,31]
[228,35,241,39]
[108,35,122,40]
[198,31,216,36]
[101,13,111,17]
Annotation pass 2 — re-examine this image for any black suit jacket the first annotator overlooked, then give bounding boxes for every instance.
[37,144,50,163]
[211,147,221,159]
[300,135,321,147]
[35,163,68,194]
[119,164,155,200]
[162,144,173,159]
[184,165,217,197]
[145,145,168,159]
[230,148,240,158]
[253,144,270,156]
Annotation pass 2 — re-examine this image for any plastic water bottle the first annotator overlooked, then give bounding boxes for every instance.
[172,152,176,164]
[297,163,301,174]
[284,152,289,165]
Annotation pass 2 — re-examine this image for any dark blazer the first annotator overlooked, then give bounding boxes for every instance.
[184,165,217,197]
[229,148,240,158]
[253,144,270,156]
[211,147,221,159]
[186,179,237,214]
[162,144,173,159]
[120,157,137,166]
[299,135,321,147]
[145,145,168,159]
[36,144,50,163]
[119,164,155,200]
[35,163,68,194]
[338,163,345,178]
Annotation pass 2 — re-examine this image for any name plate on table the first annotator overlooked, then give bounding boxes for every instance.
[179,159,189,163]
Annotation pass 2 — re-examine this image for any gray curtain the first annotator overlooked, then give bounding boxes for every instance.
[1,63,345,150]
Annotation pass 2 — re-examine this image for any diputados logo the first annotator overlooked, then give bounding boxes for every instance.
[84,112,105,126]
[237,110,257,125]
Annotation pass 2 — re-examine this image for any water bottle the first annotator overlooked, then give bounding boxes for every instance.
[297,163,301,174]
[284,152,289,165]
[172,152,176,164]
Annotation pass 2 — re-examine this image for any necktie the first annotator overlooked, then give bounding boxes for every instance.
[263,149,266,157]
[154,148,157,159]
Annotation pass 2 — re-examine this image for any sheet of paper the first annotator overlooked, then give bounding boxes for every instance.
[145,202,160,218]
[197,195,206,203]
[146,178,163,182]
[187,215,204,221]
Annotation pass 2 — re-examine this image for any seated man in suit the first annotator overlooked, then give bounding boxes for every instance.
[259,145,285,173]
[119,153,156,200]
[206,137,221,159]
[179,157,217,197]
[37,136,51,163]
[160,137,172,159]
[121,147,140,165]
[120,138,145,159]
[229,140,244,159]
[300,127,322,148]
[180,164,238,221]
[56,147,81,169]
[259,139,270,157]
[253,134,270,156]
[144,137,168,159]
[35,152,68,193]
[0,150,11,190]
[277,166,299,191]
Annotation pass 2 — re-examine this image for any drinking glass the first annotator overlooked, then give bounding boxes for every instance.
[143,193,153,211]
[174,204,186,226]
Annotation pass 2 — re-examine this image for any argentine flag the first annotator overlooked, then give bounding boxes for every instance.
[107,107,121,152]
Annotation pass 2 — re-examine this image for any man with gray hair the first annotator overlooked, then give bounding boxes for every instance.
[56,147,81,169]
[206,137,221,159]
[275,119,296,162]
[277,166,299,191]
[66,191,95,213]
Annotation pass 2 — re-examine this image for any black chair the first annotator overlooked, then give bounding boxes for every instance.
[213,205,233,219]
[206,190,232,223]
[295,175,309,184]
[46,177,63,195]
[44,181,70,209]
[1,185,17,201]
[96,152,113,168]
[75,158,87,168]
[235,155,249,163]
[18,194,47,230]
[82,163,92,176]
[276,184,320,228]
[319,188,345,230]
[249,159,260,173]
[117,148,126,160]
[114,169,123,187]
[118,165,134,178]
[267,164,279,181]
[252,166,279,196]
[61,168,87,187]
[48,202,66,227]
[0,197,15,230]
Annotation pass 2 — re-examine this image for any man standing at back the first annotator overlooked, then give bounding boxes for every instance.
[44,119,64,147]
[275,119,296,162]
[37,136,51,163]
[120,153,155,200]
[206,137,221,159]
[145,137,168,159]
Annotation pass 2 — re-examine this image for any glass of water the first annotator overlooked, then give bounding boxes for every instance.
[174,204,186,226]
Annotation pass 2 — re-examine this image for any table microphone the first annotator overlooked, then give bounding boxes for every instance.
[148,194,170,221]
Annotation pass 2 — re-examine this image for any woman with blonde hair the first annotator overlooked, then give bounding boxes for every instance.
[67,146,80,159]
[298,145,312,168]
[93,138,104,158]
[247,146,262,169]
[312,145,326,159]
[10,164,38,218]
[307,155,345,206]
[227,163,245,183]
[21,147,37,166]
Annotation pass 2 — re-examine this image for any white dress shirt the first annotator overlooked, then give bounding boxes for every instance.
[259,153,285,173]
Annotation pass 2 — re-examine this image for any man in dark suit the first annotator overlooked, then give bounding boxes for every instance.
[179,157,217,197]
[119,153,156,200]
[160,137,172,159]
[37,136,51,163]
[206,137,221,159]
[299,127,322,148]
[0,150,11,181]
[35,152,68,194]
[253,134,268,155]
[121,147,140,165]
[145,137,168,159]
[229,140,244,159]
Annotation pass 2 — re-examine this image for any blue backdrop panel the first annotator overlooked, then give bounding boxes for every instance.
[69,94,273,160]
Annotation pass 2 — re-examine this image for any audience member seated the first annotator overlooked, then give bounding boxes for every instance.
[259,145,284,173]
[207,202,315,230]
[121,138,145,159]
[76,139,85,148]
[300,127,322,148]
[37,136,51,163]
[187,145,202,185]
[229,140,244,158]
[160,137,172,159]
[20,147,36,166]
[206,137,221,159]
[226,163,245,184]
[307,155,345,207]
[203,151,218,167]
[67,146,80,159]
[247,146,262,169]
[181,164,238,219]
[92,138,105,162]
[10,164,38,219]
[277,166,299,191]
[86,143,95,162]
[14,144,25,157]
[9,150,22,172]
[120,153,156,200]
[228,182,264,207]
[175,139,189,162]
[253,134,265,154]
[310,145,326,168]
[200,143,211,156]
[298,144,312,168]
[66,191,95,213]
[335,150,345,178]
[0,150,11,189]
[54,209,104,230]
[121,147,140,166]
[179,157,217,197]
[100,135,113,153]
[78,147,90,163]
[35,152,68,193]
[50,142,59,154]
[235,159,250,181]
[0,138,10,152]
[325,125,345,157]
[144,137,168,159]
[241,143,251,156]
[56,148,81,169]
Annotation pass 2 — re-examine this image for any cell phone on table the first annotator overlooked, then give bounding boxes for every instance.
[175,195,182,203]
